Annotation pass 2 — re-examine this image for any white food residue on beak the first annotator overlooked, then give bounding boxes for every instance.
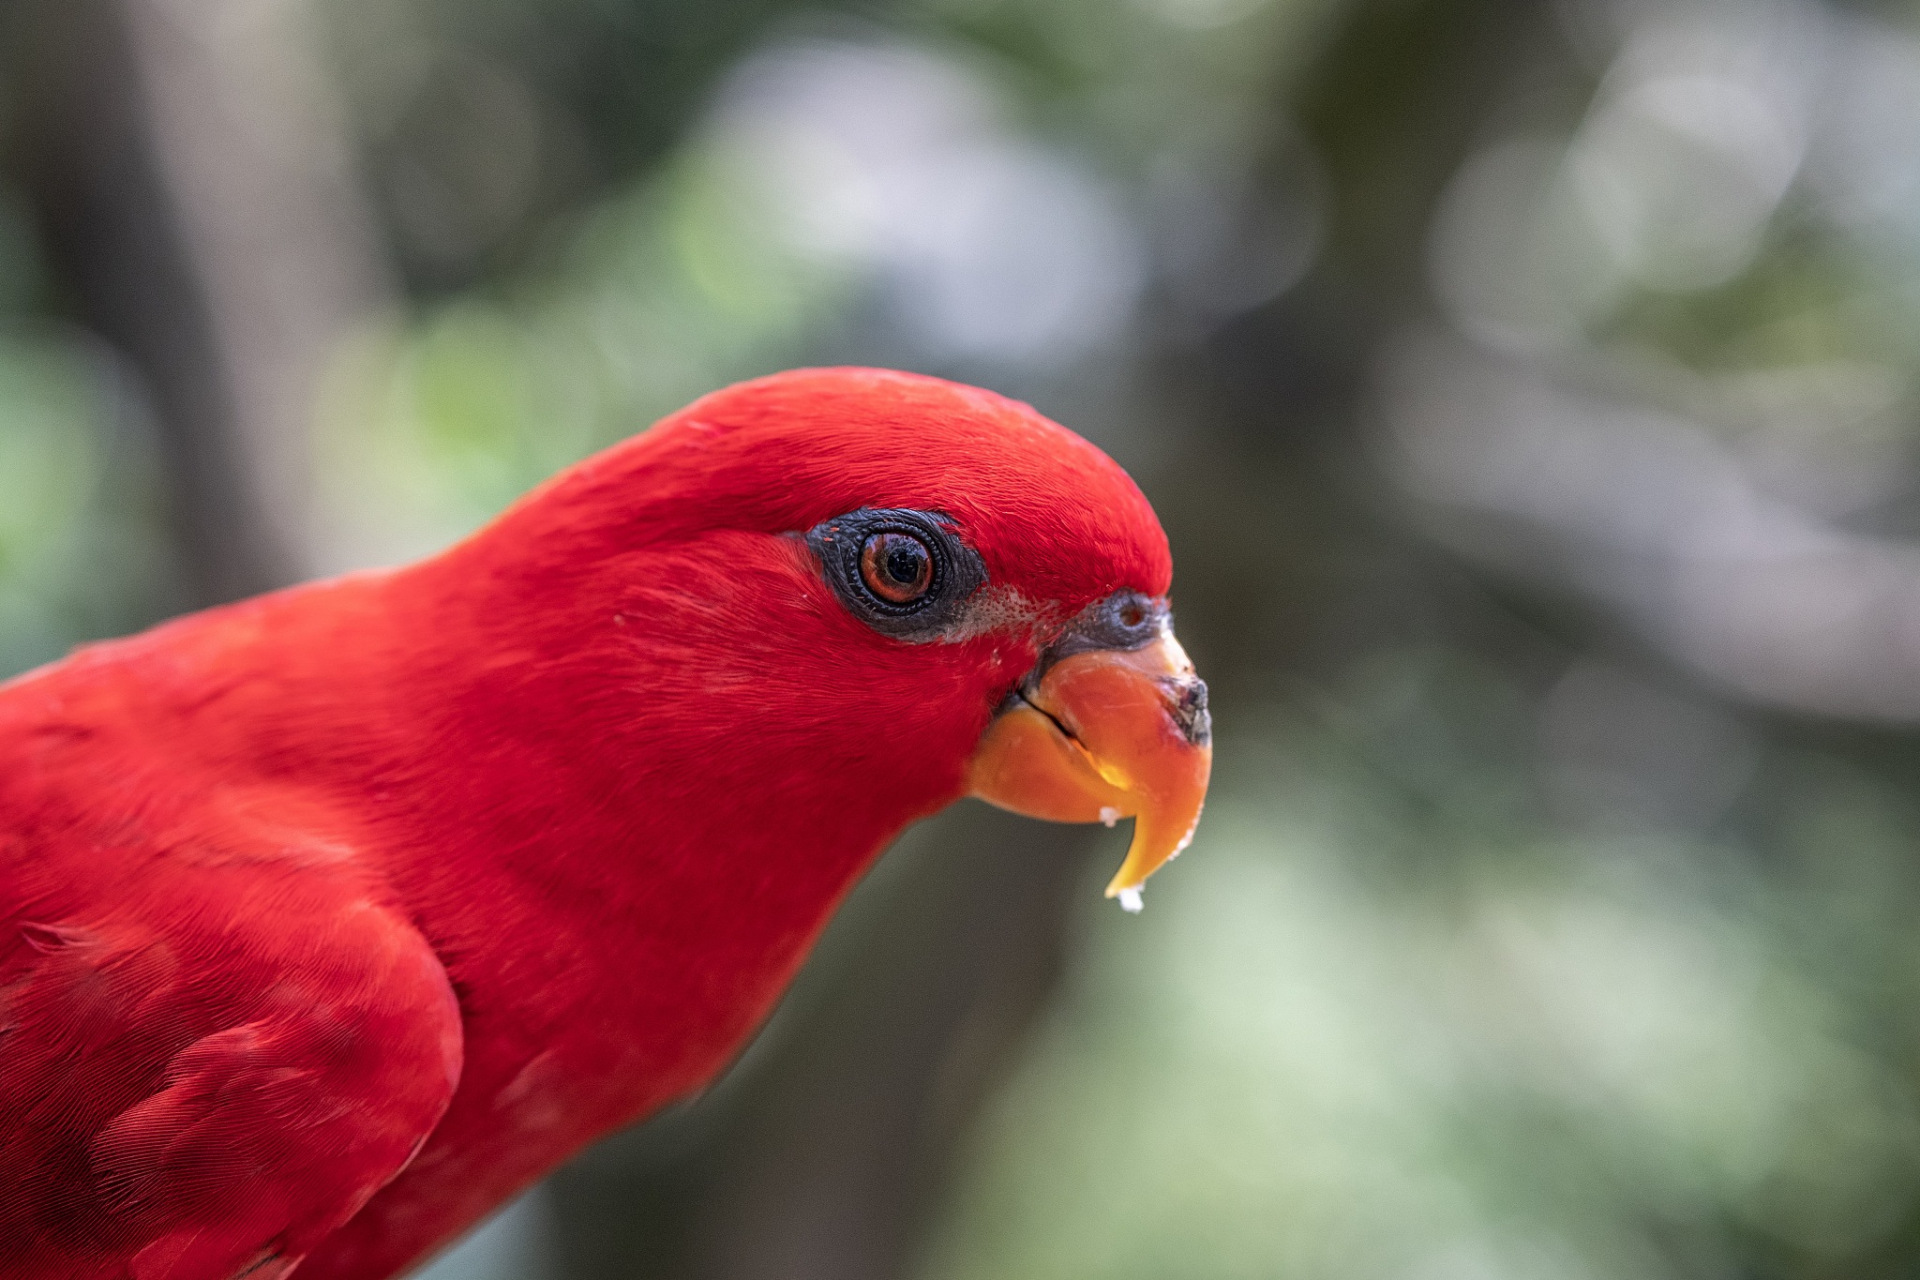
[1099,806,1120,828]
[1117,887,1144,914]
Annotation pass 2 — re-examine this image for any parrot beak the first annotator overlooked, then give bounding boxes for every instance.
[967,616,1211,907]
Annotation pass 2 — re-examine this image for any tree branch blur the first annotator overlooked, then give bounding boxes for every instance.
[5,0,389,604]
[1373,1,1920,727]
[1385,331,1920,723]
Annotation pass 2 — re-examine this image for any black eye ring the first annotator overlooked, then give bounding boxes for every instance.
[807,508,986,639]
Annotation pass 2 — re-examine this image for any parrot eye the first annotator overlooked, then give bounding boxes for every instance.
[806,507,986,640]
[860,533,934,604]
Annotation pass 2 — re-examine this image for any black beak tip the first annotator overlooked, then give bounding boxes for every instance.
[1170,677,1210,748]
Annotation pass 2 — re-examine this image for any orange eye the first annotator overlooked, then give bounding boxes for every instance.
[860,532,934,605]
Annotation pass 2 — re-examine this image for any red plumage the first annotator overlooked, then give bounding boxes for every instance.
[0,369,1172,1278]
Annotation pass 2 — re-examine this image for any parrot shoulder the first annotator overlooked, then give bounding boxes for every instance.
[0,822,466,1280]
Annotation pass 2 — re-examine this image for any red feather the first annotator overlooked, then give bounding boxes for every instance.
[0,368,1171,1278]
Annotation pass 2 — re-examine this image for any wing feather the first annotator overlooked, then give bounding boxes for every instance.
[0,850,463,1280]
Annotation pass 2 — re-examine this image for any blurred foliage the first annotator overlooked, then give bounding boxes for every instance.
[0,312,176,674]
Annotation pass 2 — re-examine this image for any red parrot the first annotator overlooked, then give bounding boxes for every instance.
[0,368,1210,1279]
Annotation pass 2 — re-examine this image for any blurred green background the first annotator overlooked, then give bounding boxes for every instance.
[11,0,1920,1276]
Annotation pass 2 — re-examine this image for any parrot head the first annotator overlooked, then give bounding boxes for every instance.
[448,366,1210,905]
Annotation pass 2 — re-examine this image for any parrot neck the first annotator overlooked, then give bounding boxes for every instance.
[343,548,975,1130]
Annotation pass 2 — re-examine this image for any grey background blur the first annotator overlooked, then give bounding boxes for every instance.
[7,0,1920,1276]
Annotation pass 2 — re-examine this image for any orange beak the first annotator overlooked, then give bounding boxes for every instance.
[966,628,1211,909]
